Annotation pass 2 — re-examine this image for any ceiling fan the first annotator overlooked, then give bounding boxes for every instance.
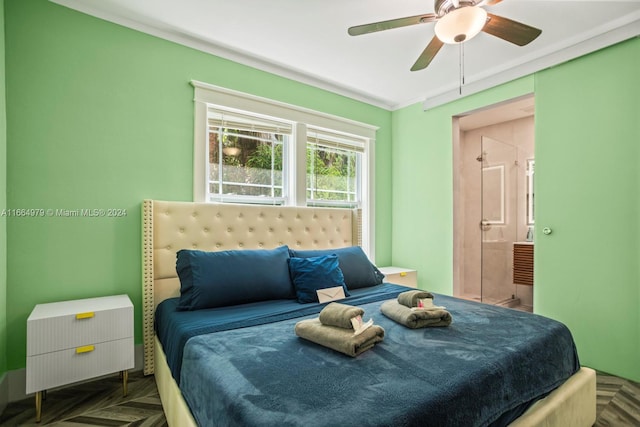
[348,0,542,71]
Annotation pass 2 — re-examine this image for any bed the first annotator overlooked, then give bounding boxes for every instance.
[142,199,596,427]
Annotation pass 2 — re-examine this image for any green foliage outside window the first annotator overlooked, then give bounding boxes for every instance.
[210,128,358,203]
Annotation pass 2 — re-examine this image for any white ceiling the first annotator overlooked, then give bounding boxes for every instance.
[52,0,640,110]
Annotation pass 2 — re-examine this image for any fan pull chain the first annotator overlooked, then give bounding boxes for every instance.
[459,43,465,95]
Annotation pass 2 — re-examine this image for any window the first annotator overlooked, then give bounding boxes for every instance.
[192,81,377,256]
[306,128,363,208]
[208,108,291,204]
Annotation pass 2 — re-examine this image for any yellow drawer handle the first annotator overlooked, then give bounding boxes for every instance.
[76,345,95,354]
[400,272,407,277]
[76,312,94,320]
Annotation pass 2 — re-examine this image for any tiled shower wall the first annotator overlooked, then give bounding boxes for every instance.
[456,116,534,306]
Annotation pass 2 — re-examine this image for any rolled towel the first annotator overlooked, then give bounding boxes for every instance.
[295,318,385,357]
[319,302,365,330]
[380,300,452,329]
[397,290,435,308]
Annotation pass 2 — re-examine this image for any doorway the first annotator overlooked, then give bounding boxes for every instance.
[453,95,535,311]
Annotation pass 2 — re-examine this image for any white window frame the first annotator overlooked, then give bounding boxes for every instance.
[191,80,378,258]
[305,126,364,209]
[207,107,291,205]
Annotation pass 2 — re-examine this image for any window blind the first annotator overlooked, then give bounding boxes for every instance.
[208,107,293,135]
[307,128,366,153]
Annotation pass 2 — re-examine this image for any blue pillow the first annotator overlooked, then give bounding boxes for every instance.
[176,245,293,310]
[289,246,383,290]
[288,255,350,303]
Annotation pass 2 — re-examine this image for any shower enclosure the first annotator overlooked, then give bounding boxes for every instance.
[453,104,535,311]
[479,136,522,306]
[456,132,534,311]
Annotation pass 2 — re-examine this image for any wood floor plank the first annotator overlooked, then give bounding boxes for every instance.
[60,416,129,426]
[127,413,168,427]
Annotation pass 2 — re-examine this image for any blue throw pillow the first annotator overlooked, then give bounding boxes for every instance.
[176,245,293,310]
[289,246,383,290]
[288,255,349,303]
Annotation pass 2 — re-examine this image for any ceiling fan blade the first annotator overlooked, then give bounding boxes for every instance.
[483,13,542,46]
[348,13,437,36]
[410,36,445,71]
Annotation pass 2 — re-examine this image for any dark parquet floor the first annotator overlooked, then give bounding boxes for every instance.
[595,372,640,426]
[0,369,638,426]
[0,371,165,426]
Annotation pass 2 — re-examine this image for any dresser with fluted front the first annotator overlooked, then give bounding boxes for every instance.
[26,294,134,422]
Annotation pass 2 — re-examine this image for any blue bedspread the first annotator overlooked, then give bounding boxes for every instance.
[156,285,580,427]
[155,283,411,384]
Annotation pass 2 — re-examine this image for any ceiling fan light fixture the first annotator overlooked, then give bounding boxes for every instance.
[434,6,488,44]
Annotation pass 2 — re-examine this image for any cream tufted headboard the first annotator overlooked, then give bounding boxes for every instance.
[142,199,361,374]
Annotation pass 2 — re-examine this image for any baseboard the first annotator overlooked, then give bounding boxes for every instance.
[5,343,144,403]
[0,372,8,416]
[7,367,25,404]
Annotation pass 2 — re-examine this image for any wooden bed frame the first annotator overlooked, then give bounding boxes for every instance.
[141,199,596,427]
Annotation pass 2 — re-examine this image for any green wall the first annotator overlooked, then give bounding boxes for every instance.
[391,77,535,294]
[0,0,7,380]
[392,38,640,381]
[4,0,392,370]
[534,39,639,381]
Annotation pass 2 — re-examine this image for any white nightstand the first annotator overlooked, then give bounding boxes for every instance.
[378,266,418,288]
[26,294,134,422]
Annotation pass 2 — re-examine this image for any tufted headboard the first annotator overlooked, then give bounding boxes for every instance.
[142,199,361,374]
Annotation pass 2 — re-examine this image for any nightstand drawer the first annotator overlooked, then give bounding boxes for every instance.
[26,337,134,394]
[378,267,418,288]
[27,296,133,356]
[26,295,135,421]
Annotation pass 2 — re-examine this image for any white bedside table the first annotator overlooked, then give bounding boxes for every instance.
[378,266,418,288]
[26,294,134,422]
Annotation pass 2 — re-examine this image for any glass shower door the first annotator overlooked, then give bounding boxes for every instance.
[480,136,518,305]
